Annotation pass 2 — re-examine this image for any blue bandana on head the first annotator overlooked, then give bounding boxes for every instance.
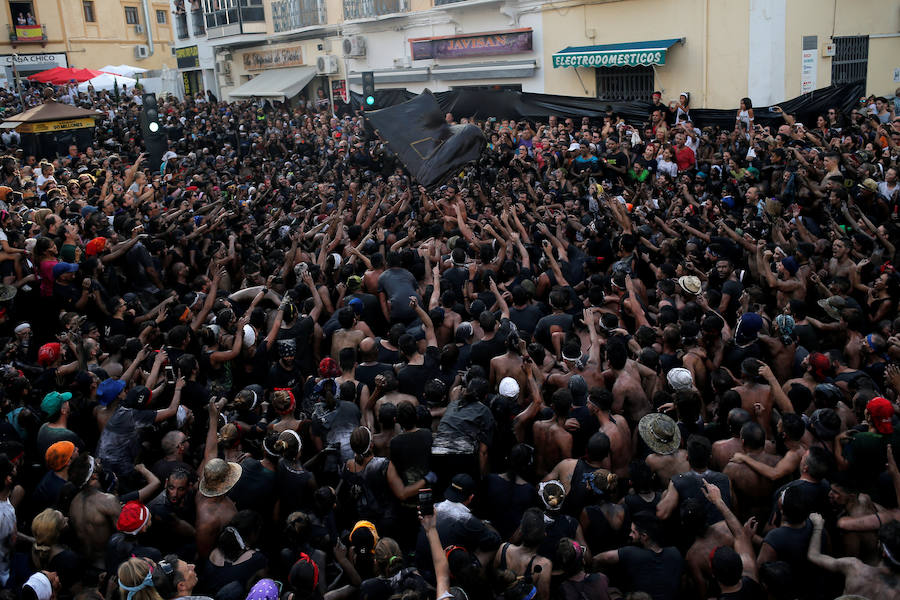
[119,569,154,600]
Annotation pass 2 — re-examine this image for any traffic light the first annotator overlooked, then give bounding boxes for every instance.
[361,71,375,107]
[142,93,161,133]
[140,92,167,172]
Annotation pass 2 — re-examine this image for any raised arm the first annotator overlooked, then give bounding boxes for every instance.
[154,376,183,424]
[410,297,436,348]
[703,480,757,580]
[807,512,860,576]
[488,279,510,320]
[422,514,450,598]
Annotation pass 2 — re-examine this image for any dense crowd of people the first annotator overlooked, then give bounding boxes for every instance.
[0,78,897,600]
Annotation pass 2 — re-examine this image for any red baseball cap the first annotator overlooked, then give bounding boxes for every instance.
[867,397,894,434]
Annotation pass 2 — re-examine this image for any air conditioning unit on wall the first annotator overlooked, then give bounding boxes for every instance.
[135,24,144,35]
[317,55,338,74]
[342,35,366,57]
[134,45,149,59]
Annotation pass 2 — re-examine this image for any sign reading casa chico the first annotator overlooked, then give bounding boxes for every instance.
[409,29,533,61]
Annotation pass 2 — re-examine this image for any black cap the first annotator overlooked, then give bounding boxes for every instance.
[444,473,476,503]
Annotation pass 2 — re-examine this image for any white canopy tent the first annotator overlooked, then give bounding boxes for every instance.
[77,73,137,92]
[98,64,148,78]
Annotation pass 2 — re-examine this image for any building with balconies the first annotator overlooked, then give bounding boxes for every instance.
[170,0,218,99]
[158,0,900,111]
[211,0,544,108]
[1,0,175,89]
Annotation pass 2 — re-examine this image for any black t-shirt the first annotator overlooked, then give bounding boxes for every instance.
[671,470,732,526]
[509,303,545,336]
[617,546,684,600]
[390,429,432,486]
[228,458,276,515]
[770,479,830,525]
[469,319,511,372]
[359,577,394,600]
[481,474,537,540]
[602,151,628,178]
[376,341,401,365]
[355,362,394,393]
[722,340,762,376]
[276,461,316,516]
[397,346,441,402]
[442,267,468,302]
[719,577,765,600]
[277,316,315,375]
[534,313,574,349]
[378,268,420,323]
[763,520,825,596]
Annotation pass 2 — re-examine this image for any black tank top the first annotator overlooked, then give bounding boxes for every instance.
[563,459,590,517]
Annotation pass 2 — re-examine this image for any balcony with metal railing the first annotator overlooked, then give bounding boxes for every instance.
[176,13,189,39]
[343,0,407,21]
[191,9,206,35]
[272,0,325,32]
[205,0,266,38]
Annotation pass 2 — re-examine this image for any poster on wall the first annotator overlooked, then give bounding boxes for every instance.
[243,46,304,71]
[331,79,348,104]
[176,46,200,70]
[800,49,817,94]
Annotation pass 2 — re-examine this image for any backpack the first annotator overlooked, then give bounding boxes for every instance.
[339,457,388,523]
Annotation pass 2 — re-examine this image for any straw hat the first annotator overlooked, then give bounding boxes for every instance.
[677,275,702,295]
[199,458,242,497]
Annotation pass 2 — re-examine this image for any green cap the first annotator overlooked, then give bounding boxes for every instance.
[41,391,72,418]
[59,243,77,263]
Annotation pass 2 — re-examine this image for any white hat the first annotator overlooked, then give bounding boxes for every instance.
[568,142,581,151]
[498,377,520,399]
[667,367,694,391]
[24,572,53,600]
[243,324,256,346]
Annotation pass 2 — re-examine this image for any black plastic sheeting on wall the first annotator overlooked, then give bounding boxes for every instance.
[349,82,865,128]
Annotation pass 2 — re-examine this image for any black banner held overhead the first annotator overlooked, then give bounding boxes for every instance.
[364,90,485,189]
[350,83,865,129]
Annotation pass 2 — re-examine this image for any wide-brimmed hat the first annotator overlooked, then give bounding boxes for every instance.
[817,296,846,321]
[638,413,682,455]
[199,458,242,497]
[677,275,701,295]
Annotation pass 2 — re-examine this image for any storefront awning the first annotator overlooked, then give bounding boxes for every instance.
[552,38,682,68]
[431,60,537,81]
[227,66,317,100]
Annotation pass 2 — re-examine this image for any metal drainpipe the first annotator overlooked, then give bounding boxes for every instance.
[140,0,155,56]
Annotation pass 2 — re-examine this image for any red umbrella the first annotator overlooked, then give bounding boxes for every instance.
[27,66,67,83]
[27,67,108,85]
